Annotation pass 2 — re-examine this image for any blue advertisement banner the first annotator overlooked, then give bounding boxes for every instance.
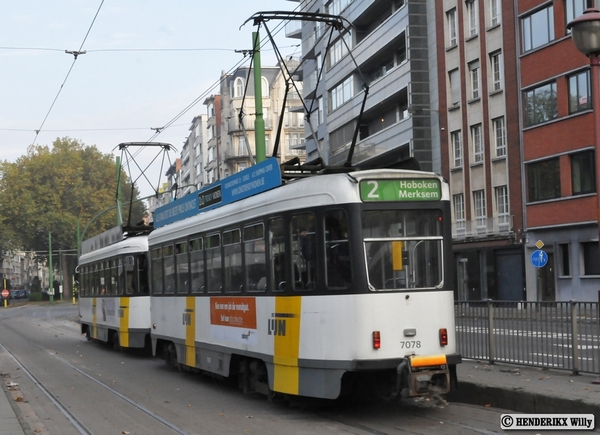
[153,157,281,228]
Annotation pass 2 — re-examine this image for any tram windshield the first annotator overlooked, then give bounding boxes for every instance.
[362,210,443,291]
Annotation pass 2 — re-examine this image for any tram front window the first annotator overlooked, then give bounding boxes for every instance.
[362,210,443,291]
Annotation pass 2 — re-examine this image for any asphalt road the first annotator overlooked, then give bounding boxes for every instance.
[0,302,513,435]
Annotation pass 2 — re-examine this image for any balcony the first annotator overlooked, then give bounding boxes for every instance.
[285,20,302,39]
[452,216,514,239]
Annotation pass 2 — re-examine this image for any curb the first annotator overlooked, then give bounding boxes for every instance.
[446,382,600,421]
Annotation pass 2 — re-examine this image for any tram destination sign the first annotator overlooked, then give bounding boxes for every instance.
[360,178,441,202]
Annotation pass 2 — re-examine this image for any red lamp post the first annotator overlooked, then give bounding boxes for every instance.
[567,7,600,385]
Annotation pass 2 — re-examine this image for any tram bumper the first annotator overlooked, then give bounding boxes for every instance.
[403,354,450,397]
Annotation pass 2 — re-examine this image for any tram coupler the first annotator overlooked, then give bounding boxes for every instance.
[405,354,450,397]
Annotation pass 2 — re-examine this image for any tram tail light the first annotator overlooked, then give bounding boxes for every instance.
[439,328,448,346]
[372,331,381,349]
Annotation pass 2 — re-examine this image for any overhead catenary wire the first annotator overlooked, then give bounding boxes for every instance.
[32,0,105,145]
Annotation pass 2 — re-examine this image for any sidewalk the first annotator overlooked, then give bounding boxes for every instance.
[448,359,600,421]
[0,380,26,435]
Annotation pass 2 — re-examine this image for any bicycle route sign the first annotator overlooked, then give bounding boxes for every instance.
[531,250,548,268]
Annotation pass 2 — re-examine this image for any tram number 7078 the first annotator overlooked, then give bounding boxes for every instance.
[399,340,421,349]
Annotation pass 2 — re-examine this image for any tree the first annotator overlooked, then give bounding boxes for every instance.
[0,137,145,298]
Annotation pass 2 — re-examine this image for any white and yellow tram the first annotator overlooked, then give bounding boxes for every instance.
[78,229,151,350]
[149,159,460,400]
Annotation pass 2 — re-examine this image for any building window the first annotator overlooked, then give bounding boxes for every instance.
[524,82,557,126]
[233,77,244,98]
[568,70,591,113]
[328,32,352,68]
[492,117,506,157]
[329,76,354,111]
[566,0,593,32]
[238,136,247,156]
[449,68,460,106]
[559,243,571,277]
[467,1,479,37]
[469,61,480,99]
[471,124,483,163]
[495,185,509,229]
[447,8,458,47]
[261,77,269,98]
[522,5,554,52]
[490,51,503,92]
[582,241,600,275]
[528,158,560,201]
[473,190,487,230]
[453,194,466,231]
[318,97,324,125]
[490,0,501,26]
[571,150,596,195]
[452,130,463,168]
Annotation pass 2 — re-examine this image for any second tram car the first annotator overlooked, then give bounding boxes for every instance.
[78,229,151,350]
[149,161,460,400]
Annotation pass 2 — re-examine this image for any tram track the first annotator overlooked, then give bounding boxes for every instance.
[0,320,190,435]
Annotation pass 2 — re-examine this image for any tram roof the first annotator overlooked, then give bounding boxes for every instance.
[149,164,448,245]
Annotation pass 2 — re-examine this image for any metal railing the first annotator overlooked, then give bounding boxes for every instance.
[455,300,600,374]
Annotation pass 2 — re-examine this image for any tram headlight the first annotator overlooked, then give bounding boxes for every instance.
[439,328,448,346]
[372,331,381,349]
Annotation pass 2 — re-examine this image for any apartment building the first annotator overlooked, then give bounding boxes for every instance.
[437,0,526,301]
[289,0,441,172]
[217,63,306,176]
[517,0,599,301]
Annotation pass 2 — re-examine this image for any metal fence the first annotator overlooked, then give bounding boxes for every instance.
[455,300,600,374]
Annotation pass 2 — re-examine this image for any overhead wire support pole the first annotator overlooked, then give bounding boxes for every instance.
[252,30,266,164]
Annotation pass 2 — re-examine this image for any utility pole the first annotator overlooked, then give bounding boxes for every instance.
[49,233,54,304]
[252,31,266,163]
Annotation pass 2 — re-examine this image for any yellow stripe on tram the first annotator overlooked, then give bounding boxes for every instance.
[273,296,302,395]
[185,296,196,367]
[119,297,130,347]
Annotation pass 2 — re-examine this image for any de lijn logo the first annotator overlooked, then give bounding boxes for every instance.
[268,312,295,337]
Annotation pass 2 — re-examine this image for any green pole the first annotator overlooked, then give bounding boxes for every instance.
[77,219,81,259]
[253,31,266,163]
[116,156,123,226]
[49,232,54,304]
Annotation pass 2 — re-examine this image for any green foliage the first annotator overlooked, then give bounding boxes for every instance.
[0,137,145,258]
[29,292,43,302]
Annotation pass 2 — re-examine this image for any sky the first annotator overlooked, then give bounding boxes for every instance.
[0,1,298,198]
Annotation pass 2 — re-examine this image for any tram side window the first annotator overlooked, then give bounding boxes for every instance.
[138,253,149,294]
[223,229,243,293]
[118,257,126,294]
[269,217,286,292]
[125,255,136,294]
[110,259,118,295]
[176,241,189,294]
[99,262,107,295]
[244,223,267,292]
[163,245,176,294]
[291,213,316,290]
[190,238,205,293]
[151,247,163,294]
[93,264,99,295]
[206,234,222,293]
[325,210,351,288]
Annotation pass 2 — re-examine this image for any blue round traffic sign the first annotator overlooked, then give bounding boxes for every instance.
[531,250,548,268]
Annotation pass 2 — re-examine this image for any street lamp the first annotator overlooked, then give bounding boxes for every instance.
[567,7,600,386]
